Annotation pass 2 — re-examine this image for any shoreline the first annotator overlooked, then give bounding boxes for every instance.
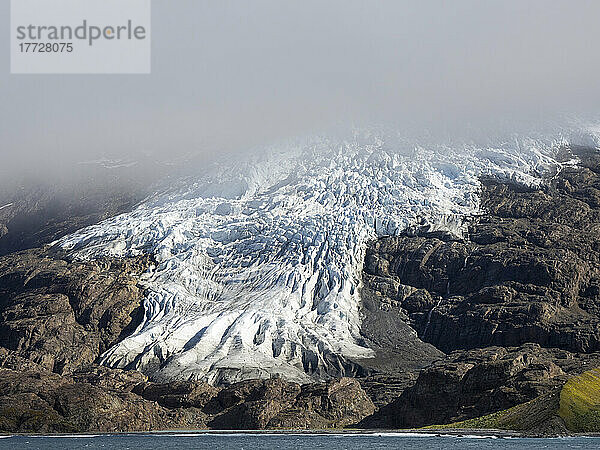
[2,428,599,439]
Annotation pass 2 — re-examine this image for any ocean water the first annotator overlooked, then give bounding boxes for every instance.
[0,433,599,450]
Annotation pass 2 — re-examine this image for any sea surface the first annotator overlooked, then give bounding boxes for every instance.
[0,433,599,450]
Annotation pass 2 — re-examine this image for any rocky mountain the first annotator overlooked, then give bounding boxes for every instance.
[53,134,555,384]
[0,139,599,434]
[0,248,150,373]
[357,146,600,431]
[363,164,600,354]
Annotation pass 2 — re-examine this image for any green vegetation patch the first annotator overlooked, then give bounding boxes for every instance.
[559,367,600,432]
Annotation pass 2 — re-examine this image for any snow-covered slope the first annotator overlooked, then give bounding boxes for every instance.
[58,133,565,384]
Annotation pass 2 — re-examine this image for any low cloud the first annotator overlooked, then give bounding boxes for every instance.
[2,0,600,185]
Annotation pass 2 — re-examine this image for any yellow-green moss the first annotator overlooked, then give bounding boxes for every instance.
[559,368,600,432]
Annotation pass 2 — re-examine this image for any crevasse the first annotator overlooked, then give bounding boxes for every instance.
[58,133,564,384]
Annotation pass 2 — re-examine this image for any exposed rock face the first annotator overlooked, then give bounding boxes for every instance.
[134,376,375,430]
[361,344,600,428]
[265,377,376,429]
[0,248,150,374]
[0,352,375,433]
[363,157,600,355]
[203,377,375,429]
[357,150,600,429]
[0,352,207,433]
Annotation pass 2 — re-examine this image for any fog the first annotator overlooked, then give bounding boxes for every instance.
[2,0,600,186]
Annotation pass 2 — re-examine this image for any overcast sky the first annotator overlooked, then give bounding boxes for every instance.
[2,0,600,182]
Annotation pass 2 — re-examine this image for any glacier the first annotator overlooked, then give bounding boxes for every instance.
[58,132,569,384]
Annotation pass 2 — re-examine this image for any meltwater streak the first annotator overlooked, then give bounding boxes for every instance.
[58,131,571,384]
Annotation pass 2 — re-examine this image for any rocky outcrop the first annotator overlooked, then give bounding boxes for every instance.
[0,352,374,433]
[361,344,600,428]
[364,147,600,351]
[0,248,150,374]
[363,158,600,354]
[133,376,375,430]
[0,352,207,433]
[203,377,374,429]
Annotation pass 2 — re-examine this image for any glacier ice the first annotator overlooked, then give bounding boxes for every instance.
[58,133,566,384]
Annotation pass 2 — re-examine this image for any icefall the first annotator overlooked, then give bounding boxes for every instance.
[58,134,563,384]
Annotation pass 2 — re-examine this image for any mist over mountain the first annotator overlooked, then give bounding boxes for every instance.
[3,0,600,186]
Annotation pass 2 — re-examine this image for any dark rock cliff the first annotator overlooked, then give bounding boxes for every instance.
[358,148,600,430]
[0,248,150,373]
[0,351,374,433]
